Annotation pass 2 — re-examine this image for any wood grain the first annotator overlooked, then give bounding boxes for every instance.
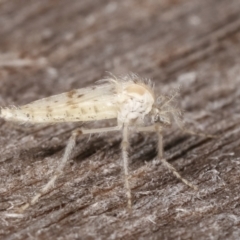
[0,0,240,239]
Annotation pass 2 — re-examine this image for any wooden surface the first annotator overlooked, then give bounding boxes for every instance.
[0,0,240,239]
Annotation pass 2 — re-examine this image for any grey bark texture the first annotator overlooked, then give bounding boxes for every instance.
[0,0,240,239]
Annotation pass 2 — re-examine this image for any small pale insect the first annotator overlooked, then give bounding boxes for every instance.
[1,74,210,212]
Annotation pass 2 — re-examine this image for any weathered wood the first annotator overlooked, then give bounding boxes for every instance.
[1,0,240,239]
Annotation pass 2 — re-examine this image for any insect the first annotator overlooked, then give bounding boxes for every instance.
[1,74,212,212]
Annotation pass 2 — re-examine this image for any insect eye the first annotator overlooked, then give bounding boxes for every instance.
[154,115,168,124]
[153,114,159,122]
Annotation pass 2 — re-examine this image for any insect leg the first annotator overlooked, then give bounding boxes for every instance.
[20,129,81,212]
[81,125,121,134]
[136,124,198,190]
[121,124,132,210]
[135,125,156,132]
[179,126,217,139]
[20,125,121,212]
[173,116,217,138]
[155,123,198,190]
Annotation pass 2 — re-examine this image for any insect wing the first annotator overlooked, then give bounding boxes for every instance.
[2,83,118,123]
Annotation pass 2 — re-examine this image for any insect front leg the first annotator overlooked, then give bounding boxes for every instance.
[136,124,198,190]
[173,115,217,139]
[19,125,121,212]
[179,126,217,139]
[155,123,198,190]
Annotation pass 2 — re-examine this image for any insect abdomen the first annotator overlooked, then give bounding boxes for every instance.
[0,101,118,123]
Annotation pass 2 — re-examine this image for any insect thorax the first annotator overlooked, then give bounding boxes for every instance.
[117,83,155,125]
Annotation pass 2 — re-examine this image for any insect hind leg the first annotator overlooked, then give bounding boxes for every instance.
[19,125,121,212]
[19,128,81,212]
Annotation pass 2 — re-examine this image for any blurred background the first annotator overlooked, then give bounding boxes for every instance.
[0,1,240,239]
